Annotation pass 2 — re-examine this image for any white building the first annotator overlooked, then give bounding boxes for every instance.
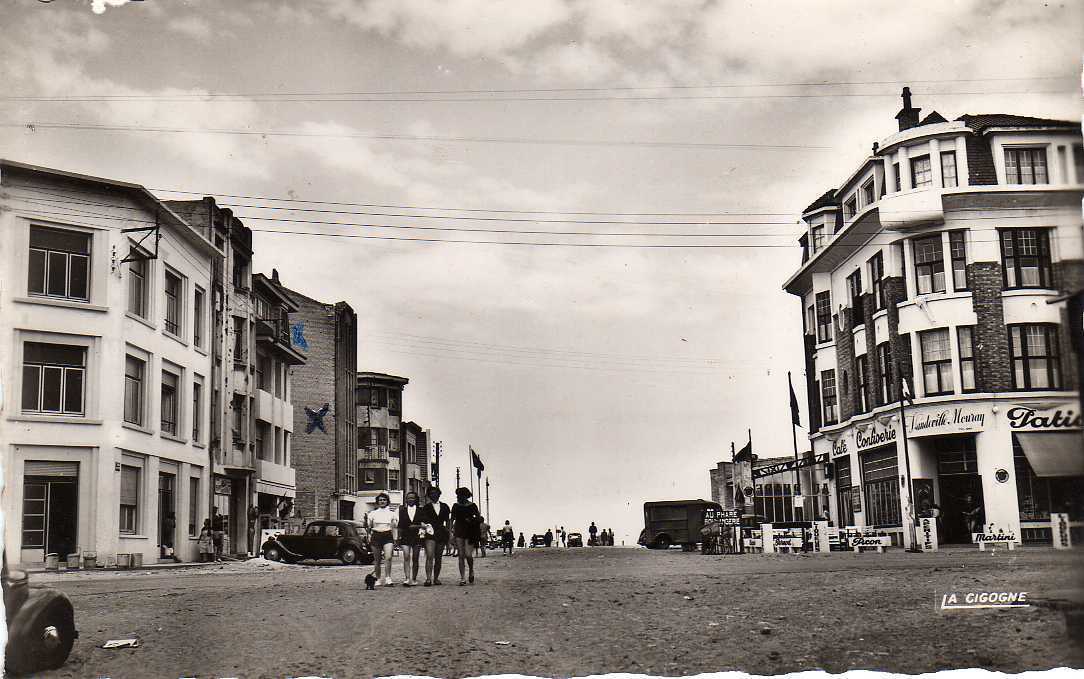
[0,160,220,566]
[783,90,1083,548]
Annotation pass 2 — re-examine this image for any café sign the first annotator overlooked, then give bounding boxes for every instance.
[907,407,985,438]
[855,422,897,452]
[1006,405,1082,431]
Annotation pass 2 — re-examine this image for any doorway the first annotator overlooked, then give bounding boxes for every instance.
[158,473,176,559]
[23,474,78,561]
[935,435,984,544]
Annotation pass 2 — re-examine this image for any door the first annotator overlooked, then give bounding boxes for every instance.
[158,473,176,556]
[23,472,78,561]
[938,475,984,544]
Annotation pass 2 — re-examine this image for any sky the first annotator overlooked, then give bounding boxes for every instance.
[2,0,1082,544]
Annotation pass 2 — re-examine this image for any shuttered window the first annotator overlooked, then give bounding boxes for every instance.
[120,465,140,534]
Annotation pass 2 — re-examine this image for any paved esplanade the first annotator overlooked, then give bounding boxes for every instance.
[31,547,1083,677]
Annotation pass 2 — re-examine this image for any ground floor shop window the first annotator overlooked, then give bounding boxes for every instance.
[1014,435,1084,522]
[22,464,79,558]
[861,447,901,527]
[754,482,800,523]
[835,456,855,526]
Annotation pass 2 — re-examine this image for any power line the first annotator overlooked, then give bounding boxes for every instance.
[1,122,832,151]
[0,75,1068,101]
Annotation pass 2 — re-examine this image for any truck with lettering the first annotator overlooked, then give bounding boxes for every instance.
[638,499,723,550]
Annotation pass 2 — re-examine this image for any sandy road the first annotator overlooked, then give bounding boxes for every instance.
[26,546,1084,678]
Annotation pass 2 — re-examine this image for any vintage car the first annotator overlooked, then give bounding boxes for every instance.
[529,533,547,547]
[3,554,77,674]
[262,520,374,565]
[566,532,584,547]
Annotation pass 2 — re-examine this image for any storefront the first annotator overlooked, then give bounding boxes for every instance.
[1006,403,1083,543]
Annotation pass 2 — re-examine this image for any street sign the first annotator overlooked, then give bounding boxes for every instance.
[752,453,829,479]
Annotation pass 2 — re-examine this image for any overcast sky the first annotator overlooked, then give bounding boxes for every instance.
[2,0,1081,543]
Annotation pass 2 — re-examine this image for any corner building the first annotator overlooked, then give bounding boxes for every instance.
[783,90,1083,548]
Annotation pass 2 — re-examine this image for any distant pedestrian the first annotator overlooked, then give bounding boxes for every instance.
[366,492,398,587]
[478,518,490,558]
[501,520,515,556]
[544,529,553,547]
[197,519,214,562]
[451,487,482,585]
[211,507,225,561]
[398,491,424,586]
[419,487,451,586]
[517,532,525,548]
[588,522,598,546]
[560,526,567,547]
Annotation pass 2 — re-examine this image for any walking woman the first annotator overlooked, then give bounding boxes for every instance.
[418,486,451,586]
[366,492,397,587]
[398,491,424,587]
[450,487,482,585]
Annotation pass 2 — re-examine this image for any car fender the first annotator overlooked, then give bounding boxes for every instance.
[11,588,76,637]
[265,537,304,560]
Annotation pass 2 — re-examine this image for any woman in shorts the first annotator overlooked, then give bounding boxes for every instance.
[398,491,424,586]
[366,492,397,586]
[450,487,482,585]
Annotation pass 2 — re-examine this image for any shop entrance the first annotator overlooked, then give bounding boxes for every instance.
[934,435,983,544]
[23,473,78,561]
[158,473,176,559]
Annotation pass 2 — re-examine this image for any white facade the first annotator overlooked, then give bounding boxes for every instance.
[0,160,220,566]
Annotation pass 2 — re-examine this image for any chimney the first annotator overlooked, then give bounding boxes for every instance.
[895,86,921,132]
[272,268,280,283]
[872,141,879,155]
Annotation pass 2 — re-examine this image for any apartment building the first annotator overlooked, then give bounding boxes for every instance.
[357,372,408,510]
[783,89,1083,547]
[0,160,219,566]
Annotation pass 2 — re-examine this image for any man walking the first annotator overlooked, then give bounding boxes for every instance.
[560,526,567,548]
[211,507,225,561]
[501,520,515,556]
[588,521,598,546]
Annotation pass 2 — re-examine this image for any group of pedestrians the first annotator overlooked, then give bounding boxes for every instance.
[364,486,485,587]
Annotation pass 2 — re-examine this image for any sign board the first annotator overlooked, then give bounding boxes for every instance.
[1051,513,1072,550]
[792,495,804,509]
[752,453,829,479]
[907,407,986,438]
[854,421,897,452]
[851,535,891,552]
[972,529,1018,551]
[918,516,939,552]
[214,477,232,495]
[850,490,862,513]
[811,521,831,553]
[1006,405,1083,432]
[719,509,741,526]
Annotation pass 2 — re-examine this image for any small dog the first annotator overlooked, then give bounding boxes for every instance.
[364,572,377,590]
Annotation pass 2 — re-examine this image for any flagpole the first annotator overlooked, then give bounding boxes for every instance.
[788,372,804,523]
[468,444,474,496]
[896,362,919,552]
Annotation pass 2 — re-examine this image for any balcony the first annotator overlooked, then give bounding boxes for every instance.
[254,388,295,431]
[257,458,295,489]
[220,445,255,471]
[358,446,389,463]
[256,318,306,365]
[877,187,945,232]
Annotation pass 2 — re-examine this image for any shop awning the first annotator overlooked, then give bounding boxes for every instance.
[1016,432,1084,477]
[256,480,295,498]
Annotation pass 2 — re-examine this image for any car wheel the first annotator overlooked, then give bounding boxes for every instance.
[339,546,358,565]
[264,546,282,562]
[6,597,76,674]
[654,535,671,550]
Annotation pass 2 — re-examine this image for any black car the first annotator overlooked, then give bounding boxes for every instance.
[3,555,77,674]
[262,520,374,565]
[566,532,583,547]
[530,533,547,547]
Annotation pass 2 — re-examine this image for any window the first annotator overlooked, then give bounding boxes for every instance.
[844,196,857,219]
[911,155,932,188]
[1010,324,1062,390]
[862,179,875,207]
[325,524,342,537]
[855,354,870,414]
[128,254,148,317]
[1000,229,1052,289]
[805,305,815,336]
[893,162,901,192]
[193,287,205,347]
[389,468,400,491]
[364,470,376,485]
[815,291,832,344]
[877,343,895,405]
[913,235,945,295]
[847,270,864,328]
[256,354,272,392]
[1014,439,1084,522]
[957,326,977,392]
[369,387,387,408]
[869,251,885,311]
[862,449,901,528]
[28,226,90,301]
[941,151,957,187]
[821,369,838,425]
[124,355,145,425]
[754,481,799,524]
[161,370,179,435]
[188,477,200,536]
[192,380,203,442]
[920,328,954,395]
[233,317,246,362]
[231,394,245,445]
[233,256,249,289]
[22,342,86,415]
[835,456,855,527]
[1073,145,1084,184]
[949,231,968,291]
[811,226,825,252]
[1005,147,1048,184]
[389,429,400,454]
[388,391,401,415]
[164,271,182,336]
[120,465,140,534]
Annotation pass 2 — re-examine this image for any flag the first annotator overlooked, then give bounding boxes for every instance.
[733,439,753,464]
[471,447,485,477]
[788,376,801,427]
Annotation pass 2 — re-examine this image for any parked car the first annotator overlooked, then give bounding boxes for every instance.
[262,520,374,565]
[3,554,77,674]
[530,533,547,547]
[639,499,723,550]
[566,532,584,547]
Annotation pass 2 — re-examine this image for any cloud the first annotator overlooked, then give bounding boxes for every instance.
[90,0,133,14]
[166,15,215,41]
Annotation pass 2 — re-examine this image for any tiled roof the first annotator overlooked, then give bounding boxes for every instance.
[920,111,947,125]
[956,114,1079,133]
[802,189,837,214]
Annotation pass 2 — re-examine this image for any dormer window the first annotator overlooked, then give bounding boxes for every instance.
[861,179,875,207]
[811,225,825,252]
[844,197,857,219]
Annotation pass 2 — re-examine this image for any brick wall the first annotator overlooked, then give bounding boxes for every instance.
[285,291,340,521]
[803,334,821,432]
[964,135,998,186]
[883,276,913,401]
[968,262,1012,392]
[333,302,358,506]
[1054,259,1084,391]
[834,307,856,421]
[861,292,879,410]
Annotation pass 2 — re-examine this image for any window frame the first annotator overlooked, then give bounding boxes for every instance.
[949,231,968,291]
[846,269,864,328]
[957,326,977,393]
[28,225,92,303]
[21,341,87,416]
[120,464,141,535]
[127,245,149,318]
[892,162,901,192]
[188,476,200,537]
[1000,228,1053,290]
[1009,324,1062,391]
[163,269,185,338]
[1004,146,1049,185]
[820,369,838,425]
[193,286,205,348]
[913,235,946,295]
[919,328,954,396]
[911,155,933,188]
[815,291,833,344]
[855,354,870,414]
[161,368,181,436]
[861,179,875,207]
[868,251,885,311]
[192,377,204,443]
[844,196,857,220]
[941,150,958,188]
[877,342,895,405]
[124,354,146,426]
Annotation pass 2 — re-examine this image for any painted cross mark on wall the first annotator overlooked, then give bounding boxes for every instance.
[305,403,331,434]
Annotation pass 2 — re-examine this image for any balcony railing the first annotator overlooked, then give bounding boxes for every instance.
[358,446,389,463]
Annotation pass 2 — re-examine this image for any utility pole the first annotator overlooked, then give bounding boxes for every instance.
[485,476,491,524]
[456,466,460,490]
[897,362,919,552]
[434,441,442,488]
